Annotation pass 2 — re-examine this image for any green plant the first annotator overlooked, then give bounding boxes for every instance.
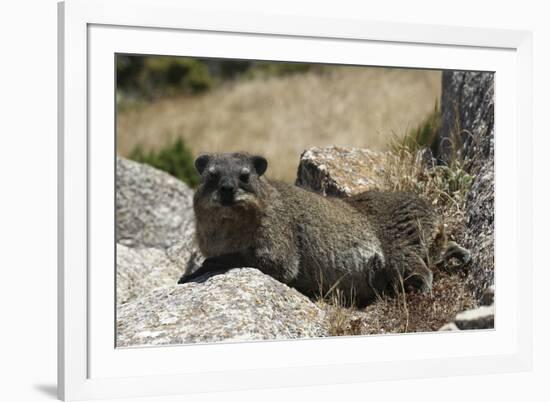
[244,62,314,79]
[129,138,200,187]
[432,163,474,198]
[398,103,441,155]
[116,55,318,106]
[142,57,214,95]
[117,55,214,101]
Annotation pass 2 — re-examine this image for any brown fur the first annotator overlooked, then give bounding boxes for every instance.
[179,153,469,306]
[346,191,447,294]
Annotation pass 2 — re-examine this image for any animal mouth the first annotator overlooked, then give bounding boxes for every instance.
[220,198,235,207]
[213,192,256,209]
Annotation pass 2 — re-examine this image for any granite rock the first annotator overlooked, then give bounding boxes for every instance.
[116,268,329,347]
[439,71,495,300]
[479,284,495,306]
[295,146,388,197]
[117,244,186,305]
[438,322,460,331]
[454,305,495,330]
[116,157,195,249]
[438,303,495,331]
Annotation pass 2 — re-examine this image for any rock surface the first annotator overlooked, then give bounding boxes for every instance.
[116,157,203,305]
[439,71,495,299]
[295,146,387,197]
[480,284,495,306]
[438,287,495,332]
[438,322,460,331]
[454,305,494,330]
[166,238,204,279]
[439,72,494,168]
[117,242,196,305]
[116,157,195,249]
[117,268,329,347]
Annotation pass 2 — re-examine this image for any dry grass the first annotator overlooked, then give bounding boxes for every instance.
[318,270,476,336]
[315,290,353,336]
[381,144,473,241]
[117,66,441,181]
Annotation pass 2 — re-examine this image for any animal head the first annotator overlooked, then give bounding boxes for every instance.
[193,153,268,211]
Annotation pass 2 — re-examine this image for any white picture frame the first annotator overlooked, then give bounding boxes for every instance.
[58,0,533,400]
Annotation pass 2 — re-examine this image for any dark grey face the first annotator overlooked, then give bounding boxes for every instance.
[195,153,268,207]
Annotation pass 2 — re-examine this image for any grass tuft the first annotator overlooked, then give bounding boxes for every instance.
[397,102,441,155]
[383,138,473,241]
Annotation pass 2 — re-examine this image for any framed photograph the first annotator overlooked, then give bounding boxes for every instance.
[58,0,533,400]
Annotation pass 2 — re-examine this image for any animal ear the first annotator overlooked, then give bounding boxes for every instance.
[194,154,210,174]
[251,155,268,176]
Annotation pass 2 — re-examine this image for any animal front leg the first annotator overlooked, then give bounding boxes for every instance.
[443,241,471,264]
[435,241,471,271]
[177,253,246,284]
[403,254,433,294]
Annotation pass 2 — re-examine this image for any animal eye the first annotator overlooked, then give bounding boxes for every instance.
[207,169,220,180]
[240,172,250,183]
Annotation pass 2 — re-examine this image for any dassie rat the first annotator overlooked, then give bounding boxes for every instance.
[178,152,469,306]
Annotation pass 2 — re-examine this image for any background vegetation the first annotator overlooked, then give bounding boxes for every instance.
[116,55,441,183]
[117,55,315,110]
[129,138,200,187]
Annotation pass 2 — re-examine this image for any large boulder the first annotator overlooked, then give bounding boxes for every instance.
[116,268,329,347]
[439,72,494,170]
[439,71,495,299]
[295,146,436,198]
[117,242,196,305]
[116,157,195,249]
[116,157,203,305]
[295,146,387,197]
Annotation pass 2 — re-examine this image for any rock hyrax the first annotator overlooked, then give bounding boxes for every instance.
[179,152,469,306]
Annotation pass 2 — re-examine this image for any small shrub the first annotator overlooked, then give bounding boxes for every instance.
[116,56,317,105]
[388,102,473,215]
[142,57,214,96]
[129,138,200,188]
[216,60,253,79]
[117,55,214,101]
[244,62,313,80]
[433,164,474,198]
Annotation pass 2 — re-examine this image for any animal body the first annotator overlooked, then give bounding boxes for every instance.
[178,152,469,306]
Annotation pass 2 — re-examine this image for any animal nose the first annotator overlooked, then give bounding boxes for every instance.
[219,181,235,197]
